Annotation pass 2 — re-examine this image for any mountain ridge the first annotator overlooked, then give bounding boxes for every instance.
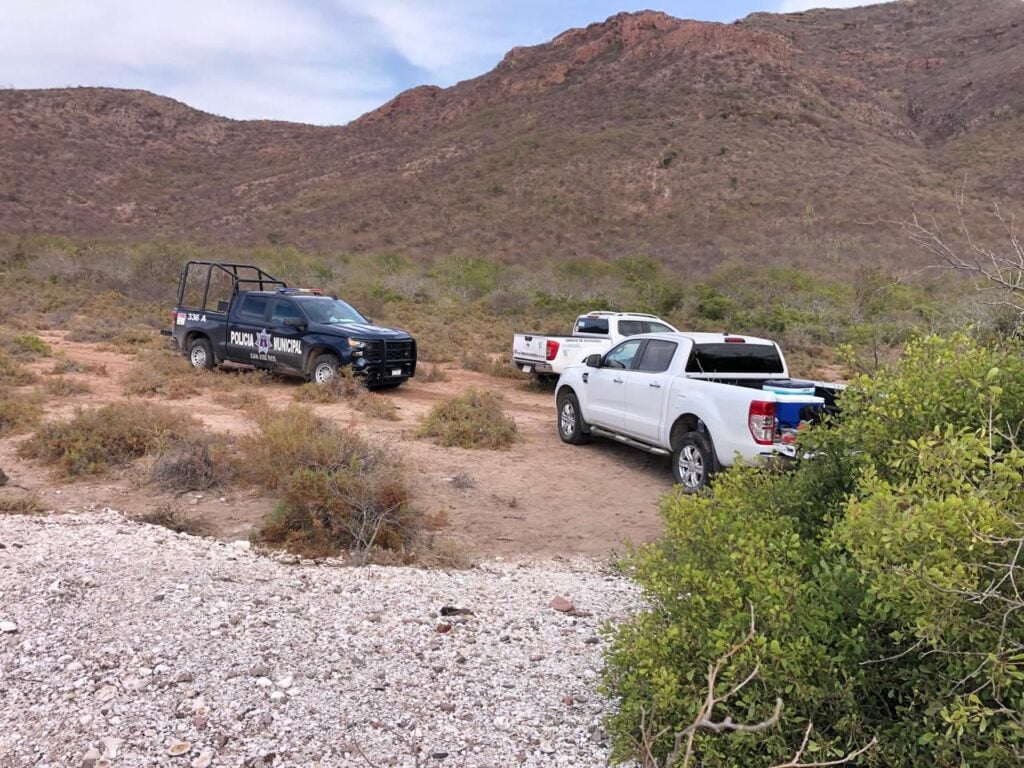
[1,0,1022,272]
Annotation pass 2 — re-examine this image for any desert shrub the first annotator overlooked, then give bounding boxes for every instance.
[122,351,200,398]
[417,388,518,449]
[43,376,93,396]
[293,371,400,420]
[0,492,46,515]
[214,389,267,409]
[0,349,38,386]
[48,357,107,376]
[19,402,200,476]
[418,363,450,383]
[211,390,266,410]
[7,334,53,359]
[248,404,421,559]
[460,350,531,380]
[149,435,233,492]
[132,504,213,536]
[604,334,1024,767]
[0,389,42,436]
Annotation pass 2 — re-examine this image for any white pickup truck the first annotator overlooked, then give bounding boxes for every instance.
[554,331,841,492]
[512,312,677,380]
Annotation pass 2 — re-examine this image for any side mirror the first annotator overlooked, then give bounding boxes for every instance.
[585,354,603,368]
[284,317,305,329]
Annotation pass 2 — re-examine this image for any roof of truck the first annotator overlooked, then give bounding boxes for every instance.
[638,331,781,346]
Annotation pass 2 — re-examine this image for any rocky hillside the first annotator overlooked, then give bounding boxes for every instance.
[1,0,1022,272]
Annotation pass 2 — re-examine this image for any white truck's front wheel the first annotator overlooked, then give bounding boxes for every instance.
[672,432,714,492]
[556,391,591,445]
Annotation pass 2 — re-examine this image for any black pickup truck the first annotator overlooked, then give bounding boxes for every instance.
[162,261,416,387]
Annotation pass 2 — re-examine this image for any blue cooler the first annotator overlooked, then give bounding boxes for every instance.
[763,380,822,428]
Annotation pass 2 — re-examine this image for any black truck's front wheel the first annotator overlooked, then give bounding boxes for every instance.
[187,337,215,370]
[311,353,340,384]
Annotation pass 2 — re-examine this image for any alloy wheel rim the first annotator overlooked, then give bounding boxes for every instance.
[315,364,334,383]
[560,402,575,437]
[678,444,704,488]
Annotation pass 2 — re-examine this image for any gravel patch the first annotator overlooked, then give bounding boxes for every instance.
[0,510,640,767]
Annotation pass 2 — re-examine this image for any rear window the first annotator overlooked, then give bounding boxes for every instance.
[618,320,645,337]
[686,343,784,375]
[576,316,609,335]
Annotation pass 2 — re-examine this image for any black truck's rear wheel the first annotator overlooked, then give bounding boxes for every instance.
[311,353,340,384]
[187,337,215,370]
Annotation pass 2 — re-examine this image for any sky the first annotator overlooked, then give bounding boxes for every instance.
[0,1,887,125]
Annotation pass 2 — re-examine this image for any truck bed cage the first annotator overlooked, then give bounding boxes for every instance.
[176,261,288,311]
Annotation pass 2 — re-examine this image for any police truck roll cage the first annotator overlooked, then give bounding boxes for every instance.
[176,261,289,313]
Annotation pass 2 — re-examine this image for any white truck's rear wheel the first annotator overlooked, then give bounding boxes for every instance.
[672,432,714,492]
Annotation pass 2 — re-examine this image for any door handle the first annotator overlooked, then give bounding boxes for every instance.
[649,382,662,389]
[613,377,624,384]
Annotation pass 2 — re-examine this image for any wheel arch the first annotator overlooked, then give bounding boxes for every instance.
[184,331,214,360]
[670,414,721,471]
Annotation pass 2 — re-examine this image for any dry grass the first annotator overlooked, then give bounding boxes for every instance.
[0,388,43,436]
[460,351,531,380]
[418,364,450,383]
[132,504,214,536]
[43,376,93,396]
[211,389,267,410]
[149,435,235,493]
[417,388,519,449]
[0,491,47,515]
[293,372,400,421]
[48,357,108,376]
[19,401,201,476]
[245,404,425,561]
[0,349,38,386]
[122,350,201,398]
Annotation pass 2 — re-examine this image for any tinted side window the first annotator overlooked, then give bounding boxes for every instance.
[576,317,609,335]
[239,296,269,321]
[647,322,674,334]
[636,340,677,373]
[604,339,644,370]
[618,320,645,337]
[686,343,785,374]
[271,299,302,324]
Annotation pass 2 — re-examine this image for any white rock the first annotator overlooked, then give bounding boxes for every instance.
[0,620,18,633]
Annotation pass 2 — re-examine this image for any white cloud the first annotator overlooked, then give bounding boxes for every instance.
[777,0,889,11]
[0,0,393,123]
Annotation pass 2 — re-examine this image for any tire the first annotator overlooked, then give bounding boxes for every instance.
[187,337,215,370]
[672,431,715,493]
[556,391,591,445]
[310,353,340,384]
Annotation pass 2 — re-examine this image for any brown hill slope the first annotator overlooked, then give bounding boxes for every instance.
[1,0,1022,271]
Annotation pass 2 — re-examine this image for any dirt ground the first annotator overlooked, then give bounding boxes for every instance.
[1,333,671,559]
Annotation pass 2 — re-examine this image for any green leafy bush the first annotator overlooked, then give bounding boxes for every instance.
[604,334,1024,767]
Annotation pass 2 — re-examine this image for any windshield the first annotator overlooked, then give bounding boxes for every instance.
[296,297,368,325]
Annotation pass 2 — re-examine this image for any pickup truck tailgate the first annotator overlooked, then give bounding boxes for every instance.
[512,334,551,363]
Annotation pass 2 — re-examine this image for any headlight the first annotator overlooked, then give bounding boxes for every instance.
[347,339,366,350]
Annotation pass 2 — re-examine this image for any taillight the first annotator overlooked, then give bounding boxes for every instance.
[748,400,776,445]
[546,340,560,361]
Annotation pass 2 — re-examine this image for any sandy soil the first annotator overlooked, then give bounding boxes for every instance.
[1,333,670,559]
